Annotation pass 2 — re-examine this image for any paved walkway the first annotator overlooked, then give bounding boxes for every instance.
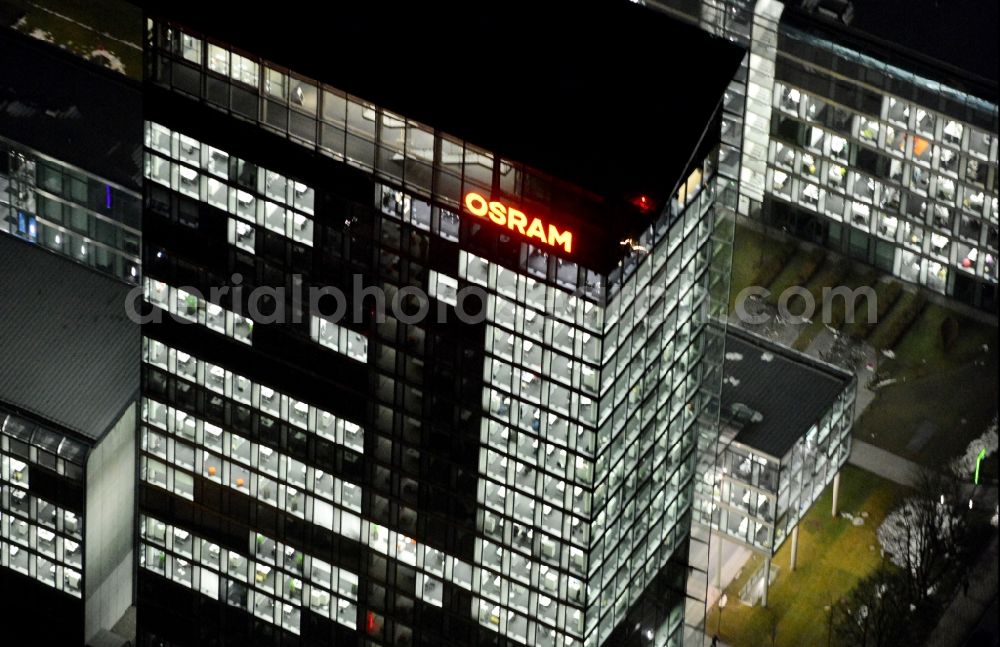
[705,539,753,609]
[925,534,999,647]
[848,439,922,487]
[727,306,807,350]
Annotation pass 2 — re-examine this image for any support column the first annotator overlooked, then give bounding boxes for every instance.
[716,533,724,588]
[832,471,841,517]
[761,556,771,607]
[790,525,799,571]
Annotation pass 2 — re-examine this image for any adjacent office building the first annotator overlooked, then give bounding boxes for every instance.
[646,0,998,311]
[0,233,139,646]
[634,0,994,635]
[0,28,143,285]
[134,2,743,646]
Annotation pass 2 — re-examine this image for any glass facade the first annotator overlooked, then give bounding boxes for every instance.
[138,16,732,647]
[144,121,316,252]
[0,409,87,598]
[764,30,998,306]
[0,137,142,284]
[145,21,611,232]
[459,167,722,646]
[646,0,998,311]
[140,514,362,635]
[705,382,854,554]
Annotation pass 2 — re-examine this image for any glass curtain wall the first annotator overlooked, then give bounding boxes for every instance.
[0,139,141,284]
[0,410,87,598]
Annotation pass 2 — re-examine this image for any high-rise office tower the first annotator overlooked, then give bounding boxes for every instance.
[135,3,743,646]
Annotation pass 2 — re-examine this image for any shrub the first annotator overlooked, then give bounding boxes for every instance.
[844,280,903,340]
[878,281,903,319]
[766,248,826,305]
[825,268,875,329]
[870,292,927,351]
[755,253,787,293]
[784,259,849,318]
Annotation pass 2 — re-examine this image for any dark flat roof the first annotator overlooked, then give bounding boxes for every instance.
[721,327,852,459]
[0,29,142,190]
[141,0,744,210]
[848,0,998,86]
[783,4,998,104]
[0,235,139,442]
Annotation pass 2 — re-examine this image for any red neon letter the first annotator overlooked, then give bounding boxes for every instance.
[525,218,547,243]
[464,192,489,217]
[548,225,573,253]
[462,192,576,255]
[488,201,507,225]
[506,207,528,235]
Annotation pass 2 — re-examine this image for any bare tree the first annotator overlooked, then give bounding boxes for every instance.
[833,568,916,647]
[899,467,972,604]
[839,466,977,646]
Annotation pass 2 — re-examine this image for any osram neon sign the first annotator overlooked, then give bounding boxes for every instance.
[463,192,574,254]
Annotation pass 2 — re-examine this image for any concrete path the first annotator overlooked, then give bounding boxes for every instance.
[848,439,921,487]
[727,306,807,350]
[705,540,753,609]
[925,534,999,647]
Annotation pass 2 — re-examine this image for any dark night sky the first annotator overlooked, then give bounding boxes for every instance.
[139,0,745,208]
[850,0,999,84]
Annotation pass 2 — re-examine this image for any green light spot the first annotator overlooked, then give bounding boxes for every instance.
[974,448,987,485]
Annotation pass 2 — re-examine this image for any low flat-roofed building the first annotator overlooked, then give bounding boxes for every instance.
[0,233,139,645]
[697,325,855,605]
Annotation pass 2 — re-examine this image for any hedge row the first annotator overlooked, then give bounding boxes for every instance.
[843,280,903,340]
[765,247,826,305]
[785,259,850,319]
[752,240,798,291]
[869,291,928,351]
[825,269,878,329]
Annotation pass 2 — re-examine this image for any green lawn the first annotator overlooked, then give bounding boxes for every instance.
[790,260,871,351]
[764,247,825,307]
[728,226,995,471]
[707,466,908,647]
[890,303,996,375]
[729,225,796,312]
[857,303,999,467]
[866,289,927,351]
[7,0,142,78]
